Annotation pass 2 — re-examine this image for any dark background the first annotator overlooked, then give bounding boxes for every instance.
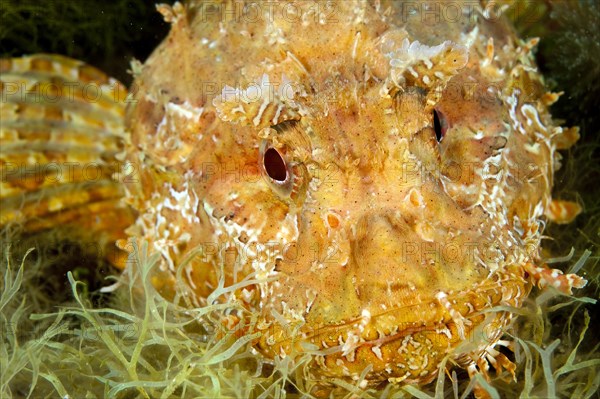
[1,0,174,84]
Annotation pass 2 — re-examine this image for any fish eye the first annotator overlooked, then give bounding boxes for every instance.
[433,108,448,142]
[259,139,308,203]
[263,147,288,182]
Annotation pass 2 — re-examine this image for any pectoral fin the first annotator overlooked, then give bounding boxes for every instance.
[1,54,134,268]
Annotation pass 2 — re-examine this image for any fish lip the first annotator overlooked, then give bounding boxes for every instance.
[257,266,530,377]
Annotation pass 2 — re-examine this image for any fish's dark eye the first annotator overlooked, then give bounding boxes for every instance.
[263,147,287,181]
[433,109,448,142]
[259,132,308,203]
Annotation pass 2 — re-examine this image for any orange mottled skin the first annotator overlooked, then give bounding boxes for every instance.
[120,0,586,394]
[1,0,585,396]
[120,0,585,394]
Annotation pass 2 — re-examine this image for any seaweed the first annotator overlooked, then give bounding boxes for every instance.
[0,239,284,398]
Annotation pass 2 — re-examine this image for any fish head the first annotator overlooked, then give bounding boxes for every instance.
[124,0,557,386]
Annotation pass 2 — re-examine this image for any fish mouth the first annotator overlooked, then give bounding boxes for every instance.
[254,265,530,384]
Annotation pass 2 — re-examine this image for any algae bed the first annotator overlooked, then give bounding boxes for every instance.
[1,0,599,397]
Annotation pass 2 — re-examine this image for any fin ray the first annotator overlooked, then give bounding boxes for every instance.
[1,54,134,268]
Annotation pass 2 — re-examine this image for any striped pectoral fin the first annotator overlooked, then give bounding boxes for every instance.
[1,54,134,269]
[524,263,587,295]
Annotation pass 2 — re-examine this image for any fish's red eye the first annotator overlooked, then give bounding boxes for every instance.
[433,108,448,142]
[259,138,308,202]
[264,147,287,181]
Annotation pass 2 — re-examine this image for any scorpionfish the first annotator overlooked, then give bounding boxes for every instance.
[0,0,587,397]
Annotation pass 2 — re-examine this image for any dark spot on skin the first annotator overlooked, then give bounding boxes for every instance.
[224,212,235,222]
[274,258,282,271]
